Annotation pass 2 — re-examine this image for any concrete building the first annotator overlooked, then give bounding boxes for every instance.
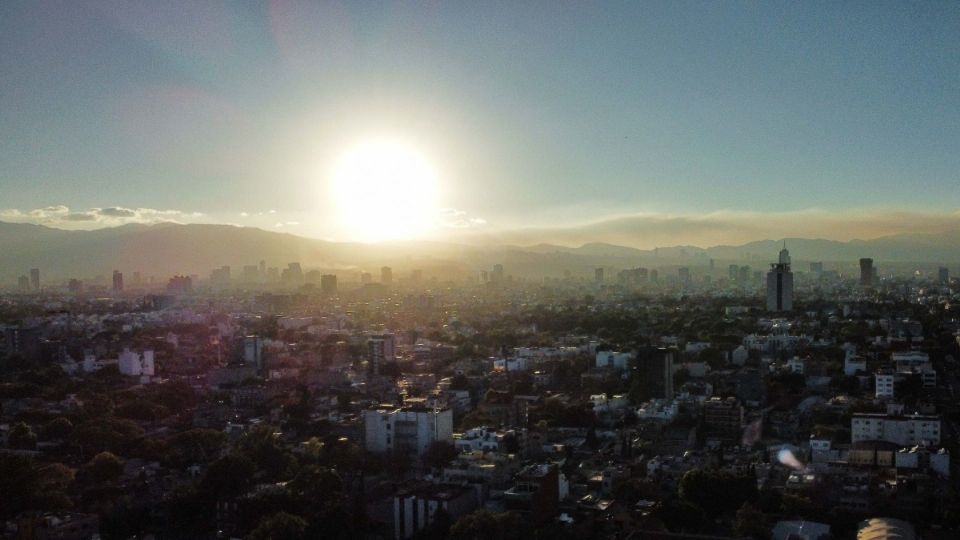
[875,370,895,399]
[851,412,941,446]
[595,350,632,370]
[634,347,674,400]
[938,266,950,285]
[241,335,264,369]
[381,266,393,284]
[118,348,155,378]
[29,268,40,291]
[702,397,743,440]
[112,270,123,292]
[859,258,875,287]
[363,406,453,457]
[368,334,396,376]
[392,484,477,540]
[766,244,793,312]
[320,274,337,295]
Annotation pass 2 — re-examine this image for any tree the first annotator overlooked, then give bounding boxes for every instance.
[85,451,124,484]
[8,421,37,450]
[735,502,769,540]
[678,468,757,519]
[201,453,256,499]
[423,441,458,471]
[248,511,307,540]
[166,428,227,467]
[41,417,74,441]
[449,510,523,540]
[236,425,297,481]
[0,454,72,520]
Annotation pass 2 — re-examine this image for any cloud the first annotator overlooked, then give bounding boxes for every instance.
[98,207,138,218]
[63,211,100,221]
[0,205,204,228]
[439,208,487,229]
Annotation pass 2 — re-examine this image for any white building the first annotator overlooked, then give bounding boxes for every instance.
[786,356,805,375]
[595,351,632,370]
[875,370,895,399]
[492,357,530,372]
[364,406,453,457]
[851,413,941,446]
[118,349,155,377]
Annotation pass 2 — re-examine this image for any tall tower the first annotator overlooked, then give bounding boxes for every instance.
[380,266,393,284]
[859,258,875,287]
[29,268,40,291]
[766,242,793,312]
[112,270,124,292]
[595,267,604,283]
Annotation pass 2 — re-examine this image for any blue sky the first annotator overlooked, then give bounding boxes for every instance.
[1,1,959,242]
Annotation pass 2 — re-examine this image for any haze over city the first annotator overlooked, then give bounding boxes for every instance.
[2,3,960,540]
[2,2,959,247]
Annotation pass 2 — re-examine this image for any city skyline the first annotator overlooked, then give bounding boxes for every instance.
[2,2,959,243]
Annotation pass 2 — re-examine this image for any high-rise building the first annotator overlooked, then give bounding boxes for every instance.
[860,258,875,287]
[361,272,372,284]
[241,335,264,370]
[938,266,949,285]
[210,266,231,286]
[367,334,396,376]
[167,275,193,294]
[738,265,751,286]
[634,347,674,400]
[320,274,338,295]
[112,270,124,292]
[410,269,423,282]
[29,268,40,291]
[766,244,793,312]
[678,267,691,285]
[259,260,266,278]
[594,267,604,283]
[728,264,739,282]
[363,405,453,457]
[809,262,823,275]
[491,264,504,284]
[381,266,393,284]
[242,265,260,282]
[17,275,30,291]
[281,263,303,286]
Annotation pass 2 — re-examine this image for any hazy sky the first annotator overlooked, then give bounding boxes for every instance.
[1,1,959,244]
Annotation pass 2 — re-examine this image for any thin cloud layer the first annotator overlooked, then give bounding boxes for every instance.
[0,206,203,228]
[454,208,960,249]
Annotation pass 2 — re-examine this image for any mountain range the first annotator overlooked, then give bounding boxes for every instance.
[1,220,958,283]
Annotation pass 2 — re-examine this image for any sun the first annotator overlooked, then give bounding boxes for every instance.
[329,138,440,242]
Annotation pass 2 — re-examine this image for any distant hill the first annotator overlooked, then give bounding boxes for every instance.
[1,221,958,283]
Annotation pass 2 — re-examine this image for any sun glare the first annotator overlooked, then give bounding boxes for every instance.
[329,139,440,242]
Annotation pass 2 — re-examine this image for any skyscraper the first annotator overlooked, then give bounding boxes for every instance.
[320,274,338,295]
[491,264,504,284]
[112,270,124,292]
[381,266,393,284]
[367,334,396,376]
[766,244,793,312]
[594,267,604,283]
[938,267,949,285]
[634,347,674,400]
[29,268,40,291]
[860,258,875,287]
